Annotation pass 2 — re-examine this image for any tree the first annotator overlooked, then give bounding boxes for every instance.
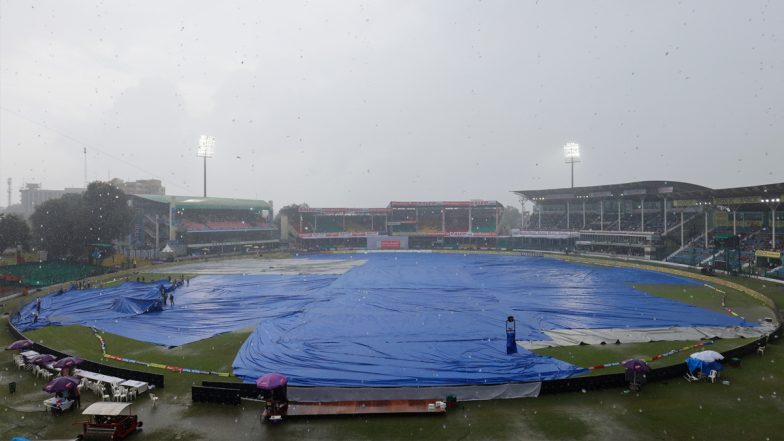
[81,181,133,245]
[498,205,523,235]
[30,193,84,258]
[0,213,32,252]
[274,203,309,230]
[30,181,133,259]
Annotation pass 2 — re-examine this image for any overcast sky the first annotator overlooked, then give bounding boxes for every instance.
[1,1,782,210]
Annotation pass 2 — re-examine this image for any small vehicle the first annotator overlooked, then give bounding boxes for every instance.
[76,402,142,440]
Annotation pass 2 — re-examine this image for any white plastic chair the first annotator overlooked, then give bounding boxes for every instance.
[683,373,700,382]
[102,387,112,402]
[149,393,159,407]
[708,370,718,383]
[757,346,766,356]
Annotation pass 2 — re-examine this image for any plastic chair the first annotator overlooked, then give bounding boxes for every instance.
[757,346,766,356]
[708,370,718,383]
[683,373,700,382]
[149,393,159,407]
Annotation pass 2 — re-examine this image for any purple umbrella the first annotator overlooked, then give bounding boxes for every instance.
[5,339,33,350]
[622,359,651,373]
[42,376,80,393]
[256,373,288,390]
[31,354,57,365]
[52,356,83,369]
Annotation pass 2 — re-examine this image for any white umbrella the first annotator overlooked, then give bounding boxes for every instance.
[690,350,724,363]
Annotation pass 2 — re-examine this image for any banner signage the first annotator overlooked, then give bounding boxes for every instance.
[714,196,765,205]
[299,232,379,239]
[755,250,781,259]
[299,207,390,214]
[380,240,401,249]
[390,200,499,207]
[621,189,646,196]
[444,232,497,237]
[673,199,698,207]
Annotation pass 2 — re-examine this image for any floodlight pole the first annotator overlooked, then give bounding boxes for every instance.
[563,143,580,189]
[571,161,574,189]
[773,206,778,249]
[198,135,215,198]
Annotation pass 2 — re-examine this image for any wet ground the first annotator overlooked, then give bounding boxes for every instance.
[145,257,366,276]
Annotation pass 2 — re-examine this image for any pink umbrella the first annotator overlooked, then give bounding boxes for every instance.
[42,376,80,393]
[5,339,33,350]
[53,356,83,369]
[256,373,288,390]
[31,354,57,365]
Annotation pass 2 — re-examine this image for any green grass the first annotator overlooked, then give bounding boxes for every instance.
[24,325,249,396]
[633,283,774,322]
[535,338,748,376]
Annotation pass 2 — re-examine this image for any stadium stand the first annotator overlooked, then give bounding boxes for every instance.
[291,202,502,250]
[515,181,783,262]
[128,195,277,256]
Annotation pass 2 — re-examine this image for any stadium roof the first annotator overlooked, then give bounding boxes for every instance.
[388,200,502,208]
[133,194,272,211]
[514,181,784,204]
[513,181,708,201]
[299,207,392,214]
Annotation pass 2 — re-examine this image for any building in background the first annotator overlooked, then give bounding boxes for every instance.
[109,178,165,195]
[19,183,84,218]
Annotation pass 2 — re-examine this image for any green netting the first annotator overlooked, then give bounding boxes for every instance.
[0,261,110,287]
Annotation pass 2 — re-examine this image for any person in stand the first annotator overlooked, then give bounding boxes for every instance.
[32,309,39,323]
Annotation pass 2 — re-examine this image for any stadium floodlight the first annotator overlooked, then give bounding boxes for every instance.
[563,142,580,188]
[197,135,216,197]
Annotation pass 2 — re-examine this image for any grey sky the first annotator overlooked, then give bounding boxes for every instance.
[1,0,782,210]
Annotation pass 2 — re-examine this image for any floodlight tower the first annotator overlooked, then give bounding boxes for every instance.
[197,135,216,198]
[563,142,580,189]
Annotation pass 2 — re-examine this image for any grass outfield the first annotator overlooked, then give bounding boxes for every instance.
[1,254,783,440]
[24,325,249,396]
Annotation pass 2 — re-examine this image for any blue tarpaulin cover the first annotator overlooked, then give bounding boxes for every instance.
[14,276,334,346]
[13,253,751,386]
[687,357,724,374]
[110,296,163,315]
[231,253,750,386]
